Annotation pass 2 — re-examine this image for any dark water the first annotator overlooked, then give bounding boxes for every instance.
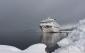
[0,31,42,50]
[0,31,67,52]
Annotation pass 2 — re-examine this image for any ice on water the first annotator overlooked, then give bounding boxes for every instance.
[52,19,85,53]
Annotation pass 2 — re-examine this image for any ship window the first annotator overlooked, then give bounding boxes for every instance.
[41,21,48,23]
[45,25,52,28]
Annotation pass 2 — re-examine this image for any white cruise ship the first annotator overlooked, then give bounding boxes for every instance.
[40,17,60,32]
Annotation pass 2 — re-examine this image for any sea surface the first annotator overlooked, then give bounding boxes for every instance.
[0,31,67,52]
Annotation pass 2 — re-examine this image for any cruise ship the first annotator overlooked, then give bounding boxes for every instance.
[40,17,60,32]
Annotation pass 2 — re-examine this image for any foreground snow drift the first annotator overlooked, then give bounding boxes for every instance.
[0,45,21,53]
[23,43,46,53]
[0,43,47,53]
[52,19,85,53]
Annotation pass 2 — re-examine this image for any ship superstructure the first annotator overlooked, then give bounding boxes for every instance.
[40,17,60,32]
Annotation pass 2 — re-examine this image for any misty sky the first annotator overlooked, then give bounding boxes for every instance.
[0,0,85,32]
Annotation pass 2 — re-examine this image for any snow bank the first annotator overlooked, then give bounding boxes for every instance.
[0,43,47,53]
[0,45,21,53]
[23,43,47,53]
[53,19,85,53]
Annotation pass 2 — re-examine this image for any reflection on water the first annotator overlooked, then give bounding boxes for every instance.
[41,33,67,53]
[0,31,68,53]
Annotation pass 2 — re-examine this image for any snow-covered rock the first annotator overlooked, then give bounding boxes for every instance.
[57,19,85,47]
[53,39,85,53]
[53,19,85,53]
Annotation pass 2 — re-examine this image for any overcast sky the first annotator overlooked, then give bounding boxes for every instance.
[0,0,85,32]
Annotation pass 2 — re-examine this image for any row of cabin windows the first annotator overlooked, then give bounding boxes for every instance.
[40,25,52,28]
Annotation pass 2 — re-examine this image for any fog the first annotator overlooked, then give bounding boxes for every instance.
[0,0,85,32]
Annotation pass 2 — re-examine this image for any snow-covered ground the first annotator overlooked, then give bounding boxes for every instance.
[0,43,47,53]
[52,19,85,53]
[0,45,21,53]
[23,43,46,53]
